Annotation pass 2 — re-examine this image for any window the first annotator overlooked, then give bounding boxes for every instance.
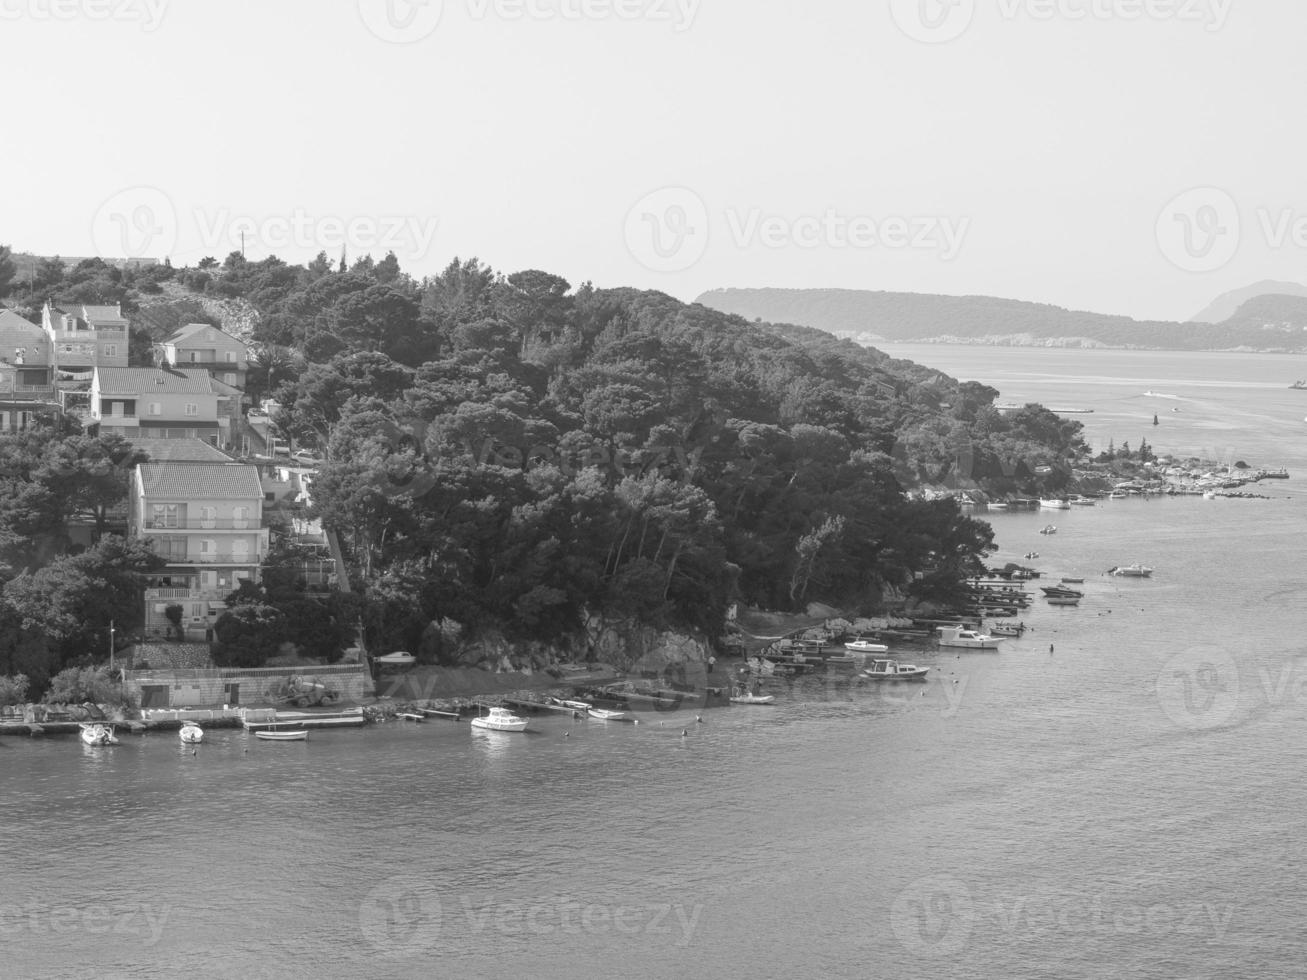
[224,351,236,363]
[150,504,179,528]
[223,372,237,385]
[232,506,249,529]
[148,403,161,416]
[184,403,198,416]
[200,506,216,529]
[233,540,250,560]
[104,345,117,357]
[200,539,216,560]
[190,352,199,362]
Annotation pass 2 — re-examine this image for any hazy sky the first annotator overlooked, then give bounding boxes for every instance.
[5,0,1306,321]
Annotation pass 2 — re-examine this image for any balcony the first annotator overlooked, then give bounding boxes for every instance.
[157,552,261,566]
[0,386,57,402]
[169,356,246,368]
[144,518,258,530]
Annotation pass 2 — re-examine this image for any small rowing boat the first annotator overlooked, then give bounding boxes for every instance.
[586,707,629,721]
[255,729,308,741]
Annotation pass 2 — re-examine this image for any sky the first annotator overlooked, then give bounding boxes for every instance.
[4,0,1306,322]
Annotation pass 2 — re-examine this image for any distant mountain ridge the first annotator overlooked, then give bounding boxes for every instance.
[696,287,1307,353]
[1189,280,1307,324]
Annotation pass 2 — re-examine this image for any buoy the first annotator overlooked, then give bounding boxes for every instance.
[696,716,703,723]
[681,729,688,737]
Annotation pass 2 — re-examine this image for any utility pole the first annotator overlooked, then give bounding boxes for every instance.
[108,620,115,670]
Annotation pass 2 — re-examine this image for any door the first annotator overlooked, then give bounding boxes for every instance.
[223,683,240,706]
[140,685,170,709]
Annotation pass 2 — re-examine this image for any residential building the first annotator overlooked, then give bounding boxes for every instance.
[0,309,57,429]
[131,460,269,639]
[41,301,130,377]
[90,366,233,445]
[155,323,248,390]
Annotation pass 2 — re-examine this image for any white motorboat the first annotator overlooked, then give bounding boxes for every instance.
[586,707,629,721]
[937,625,1002,649]
[470,706,528,732]
[1039,525,1057,535]
[374,651,416,667]
[989,622,1026,637]
[178,722,204,744]
[729,693,776,704]
[844,639,889,654]
[1040,498,1071,510]
[79,723,118,746]
[1110,563,1154,578]
[861,659,929,681]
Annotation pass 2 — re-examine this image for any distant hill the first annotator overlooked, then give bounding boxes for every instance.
[1189,280,1307,324]
[695,287,1307,353]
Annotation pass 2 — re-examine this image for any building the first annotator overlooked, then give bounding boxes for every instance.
[0,309,57,430]
[155,323,248,390]
[131,460,269,639]
[41,301,130,377]
[90,366,233,445]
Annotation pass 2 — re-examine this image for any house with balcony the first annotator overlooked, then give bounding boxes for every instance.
[90,366,232,445]
[156,323,248,390]
[41,301,129,378]
[0,309,58,429]
[131,460,269,639]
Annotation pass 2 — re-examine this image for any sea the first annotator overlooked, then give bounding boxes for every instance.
[2,346,1305,980]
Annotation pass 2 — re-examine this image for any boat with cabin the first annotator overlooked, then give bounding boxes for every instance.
[937,625,1002,649]
[1110,563,1154,578]
[471,706,528,732]
[844,638,889,654]
[179,721,204,744]
[1040,498,1071,510]
[861,659,930,681]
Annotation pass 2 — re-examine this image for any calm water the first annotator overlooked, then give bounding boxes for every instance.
[3,349,1306,979]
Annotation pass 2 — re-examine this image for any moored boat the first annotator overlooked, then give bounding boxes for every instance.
[1039,525,1057,534]
[586,707,629,721]
[1040,585,1083,598]
[79,723,118,746]
[844,638,889,654]
[1047,596,1081,606]
[729,692,776,704]
[178,722,204,744]
[1040,498,1071,510]
[1110,563,1154,578]
[470,706,528,732]
[989,622,1026,637]
[254,729,308,741]
[937,625,1002,649]
[861,659,929,681]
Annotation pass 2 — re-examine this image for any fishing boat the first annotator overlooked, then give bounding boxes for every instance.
[1039,498,1071,510]
[861,659,929,681]
[1040,585,1083,598]
[470,706,528,732]
[844,638,889,654]
[1110,563,1154,578]
[1046,596,1081,606]
[1039,525,1057,535]
[178,722,204,744]
[989,622,1026,637]
[937,625,1002,650]
[79,723,118,746]
[586,707,629,721]
[254,729,308,741]
[1060,577,1084,584]
[729,692,776,704]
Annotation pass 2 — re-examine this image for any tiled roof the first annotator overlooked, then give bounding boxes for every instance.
[129,437,232,463]
[167,322,240,345]
[138,461,263,499]
[97,367,216,395]
[81,304,126,323]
